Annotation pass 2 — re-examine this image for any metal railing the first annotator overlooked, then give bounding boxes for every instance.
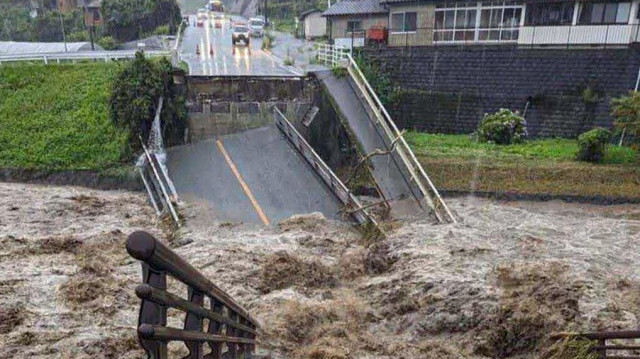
[0,50,170,65]
[316,43,350,68]
[127,231,260,359]
[366,24,640,49]
[140,141,180,224]
[551,330,640,358]
[319,45,456,223]
[273,106,383,233]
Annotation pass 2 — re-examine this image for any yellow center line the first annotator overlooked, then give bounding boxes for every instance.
[216,140,270,226]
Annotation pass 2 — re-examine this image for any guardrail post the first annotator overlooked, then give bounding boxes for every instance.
[184,288,205,358]
[130,232,169,359]
[227,311,238,357]
[205,298,224,358]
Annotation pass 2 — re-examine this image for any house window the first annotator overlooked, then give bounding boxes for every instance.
[578,2,631,24]
[347,20,362,32]
[391,12,418,33]
[525,2,574,26]
[435,1,523,42]
[93,10,100,22]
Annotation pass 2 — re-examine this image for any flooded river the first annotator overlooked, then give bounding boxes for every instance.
[1,182,638,358]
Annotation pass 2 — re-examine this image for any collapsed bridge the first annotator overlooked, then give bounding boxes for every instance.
[143,46,455,231]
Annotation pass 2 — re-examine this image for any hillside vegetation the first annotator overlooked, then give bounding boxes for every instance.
[102,0,182,41]
[0,63,128,170]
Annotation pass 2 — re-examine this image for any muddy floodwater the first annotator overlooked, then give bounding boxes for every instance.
[1,182,639,358]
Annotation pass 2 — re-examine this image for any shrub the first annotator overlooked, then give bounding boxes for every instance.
[576,128,611,163]
[611,91,640,140]
[476,109,527,145]
[261,32,275,50]
[66,30,89,42]
[332,65,347,78]
[153,25,170,36]
[110,52,187,154]
[97,36,117,50]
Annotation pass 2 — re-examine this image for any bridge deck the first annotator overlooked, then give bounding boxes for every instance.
[315,70,424,219]
[166,125,344,225]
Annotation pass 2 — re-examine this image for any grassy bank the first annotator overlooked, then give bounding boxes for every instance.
[0,63,128,171]
[406,133,640,199]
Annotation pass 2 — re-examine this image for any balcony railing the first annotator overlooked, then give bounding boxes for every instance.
[369,24,640,48]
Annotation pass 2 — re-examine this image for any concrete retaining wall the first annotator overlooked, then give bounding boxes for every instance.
[363,45,640,137]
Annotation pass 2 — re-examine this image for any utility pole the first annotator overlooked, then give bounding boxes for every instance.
[264,0,268,26]
[82,0,95,50]
[58,10,68,52]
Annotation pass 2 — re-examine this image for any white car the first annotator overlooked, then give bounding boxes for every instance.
[232,24,251,45]
[248,18,265,37]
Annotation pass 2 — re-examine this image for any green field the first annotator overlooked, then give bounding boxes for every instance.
[0,63,128,170]
[406,132,640,199]
[405,132,637,165]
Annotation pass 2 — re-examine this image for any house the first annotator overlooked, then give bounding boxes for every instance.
[385,0,640,47]
[78,0,103,26]
[325,0,640,47]
[299,9,328,39]
[323,0,389,47]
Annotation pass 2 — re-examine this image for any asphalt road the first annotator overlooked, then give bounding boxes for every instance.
[166,126,344,225]
[179,14,302,76]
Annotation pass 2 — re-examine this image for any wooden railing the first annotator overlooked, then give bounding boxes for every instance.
[127,231,260,358]
[552,330,640,358]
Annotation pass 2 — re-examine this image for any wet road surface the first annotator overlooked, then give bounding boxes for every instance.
[179,14,302,77]
[167,126,344,225]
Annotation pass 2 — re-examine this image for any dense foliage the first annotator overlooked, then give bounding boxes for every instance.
[0,63,128,170]
[0,2,87,42]
[611,91,640,141]
[476,109,527,145]
[354,53,395,106]
[101,0,182,41]
[576,128,611,163]
[110,52,187,154]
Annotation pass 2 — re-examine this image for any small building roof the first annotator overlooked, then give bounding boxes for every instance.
[299,8,323,20]
[0,41,102,54]
[78,0,102,8]
[322,0,388,17]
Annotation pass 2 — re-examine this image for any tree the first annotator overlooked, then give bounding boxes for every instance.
[110,52,186,154]
[101,0,182,41]
[611,91,640,140]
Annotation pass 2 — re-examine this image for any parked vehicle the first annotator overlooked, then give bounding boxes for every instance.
[248,18,265,37]
[232,24,250,46]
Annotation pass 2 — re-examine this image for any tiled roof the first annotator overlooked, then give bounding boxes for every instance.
[323,0,388,16]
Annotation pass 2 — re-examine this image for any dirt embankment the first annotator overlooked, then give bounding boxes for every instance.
[1,182,639,358]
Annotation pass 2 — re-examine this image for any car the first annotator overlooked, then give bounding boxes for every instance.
[232,24,250,46]
[214,21,222,28]
[248,18,265,37]
[197,19,204,27]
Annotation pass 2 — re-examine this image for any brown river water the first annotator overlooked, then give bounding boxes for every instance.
[1,182,639,358]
